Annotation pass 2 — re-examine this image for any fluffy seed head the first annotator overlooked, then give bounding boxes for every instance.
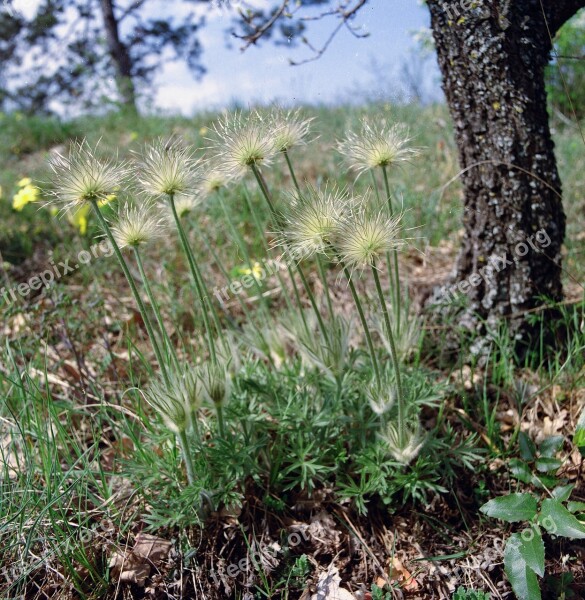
[338,120,420,175]
[368,384,396,416]
[267,108,313,152]
[172,195,200,218]
[48,140,127,213]
[138,139,200,197]
[199,361,232,406]
[198,164,231,198]
[281,184,348,260]
[144,367,203,434]
[335,203,404,269]
[380,421,424,465]
[208,112,275,180]
[111,203,166,249]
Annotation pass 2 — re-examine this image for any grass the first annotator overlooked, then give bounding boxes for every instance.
[0,102,584,600]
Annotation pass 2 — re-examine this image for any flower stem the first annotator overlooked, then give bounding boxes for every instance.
[90,200,169,385]
[250,163,276,215]
[283,152,335,319]
[217,193,271,315]
[251,163,329,345]
[382,165,401,334]
[215,402,226,438]
[133,247,180,371]
[334,251,381,390]
[177,428,196,486]
[283,149,301,195]
[169,194,217,365]
[372,261,405,446]
[190,216,275,368]
[316,254,334,319]
[242,185,297,316]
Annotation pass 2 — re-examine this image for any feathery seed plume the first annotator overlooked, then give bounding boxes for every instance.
[335,201,404,270]
[111,203,166,249]
[48,140,127,213]
[138,138,200,197]
[280,184,348,260]
[207,112,275,180]
[338,120,420,176]
[144,367,203,434]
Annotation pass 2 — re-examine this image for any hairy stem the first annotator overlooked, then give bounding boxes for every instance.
[334,251,381,390]
[133,247,180,371]
[372,261,405,446]
[90,200,169,385]
[283,149,301,195]
[169,194,218,364]
[251,163,329,345]
[382,165,401,333]
[284,152,335,319]
[177,428,196,486]
[215,402,226,438]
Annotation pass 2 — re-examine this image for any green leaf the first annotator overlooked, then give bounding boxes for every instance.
[531,473,560,489]
[480,493,538,523]
[575,429,585,458]
[539,499,585,539]
[510,459,532,483]
[575,407,585,457]
[567,501,585,513]
[535,457,562,473]
[504,535,542,600]
[538,436,564,458]
[519,432,536,461]
[551,484,574,502]
[515,526,545,577]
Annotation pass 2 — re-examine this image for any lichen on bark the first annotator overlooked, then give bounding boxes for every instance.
[425,0,583,357]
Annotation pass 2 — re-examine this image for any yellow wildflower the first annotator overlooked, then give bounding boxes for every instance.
[242,262,265,280]
[68,205,90,235]
[12,183,40,211]
[99,194,116,207]
[65,194,116,234]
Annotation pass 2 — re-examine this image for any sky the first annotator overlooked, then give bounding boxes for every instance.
[11,0,440,115]
[153,0,439,114]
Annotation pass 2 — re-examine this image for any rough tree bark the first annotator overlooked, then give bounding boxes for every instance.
[426,0,584,356]
[99,0,138,112]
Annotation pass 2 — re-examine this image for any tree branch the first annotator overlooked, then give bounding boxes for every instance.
[234,0,288,49]
[118,0,148,23]
[234,0,369,63]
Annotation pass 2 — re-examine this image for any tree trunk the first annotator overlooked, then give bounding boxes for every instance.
[99,0,138,112]
[426,0,584,357]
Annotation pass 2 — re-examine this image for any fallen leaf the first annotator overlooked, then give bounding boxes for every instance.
[133,532,172,564]
[388,557,419,592]
[311,566,357,600]
[108,533,172,587]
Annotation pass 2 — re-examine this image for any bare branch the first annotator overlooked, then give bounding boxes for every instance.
[234,0,288,49]
[118,0,148,23]
[291,0,369,65]
[234,0,369,64]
